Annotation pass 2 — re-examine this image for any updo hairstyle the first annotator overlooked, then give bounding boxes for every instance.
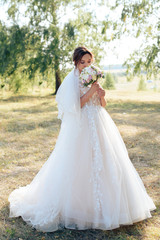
[73,46,94,67]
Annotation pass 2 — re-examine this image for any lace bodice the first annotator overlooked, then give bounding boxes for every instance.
[79,80,101,107]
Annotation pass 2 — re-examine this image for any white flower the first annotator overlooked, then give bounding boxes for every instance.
[80,65,103,87]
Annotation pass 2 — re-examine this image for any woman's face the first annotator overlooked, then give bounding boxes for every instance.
[77,54,92,73]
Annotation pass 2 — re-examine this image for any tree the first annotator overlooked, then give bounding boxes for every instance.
[1,0,104,93]
[101,0,160,78]
[0,22,27,76]
[137,75,146,91]
[103,72,115,90]
[0,22,32,91]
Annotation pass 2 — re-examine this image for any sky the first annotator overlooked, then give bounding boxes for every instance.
[99,36,143,65]
[61,1,146,65]
[0,1,147,65]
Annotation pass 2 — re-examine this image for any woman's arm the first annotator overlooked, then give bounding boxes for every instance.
[98,88,106,108]
[80,90,93,108]
[100,96,106,107]
[80,82,100,108]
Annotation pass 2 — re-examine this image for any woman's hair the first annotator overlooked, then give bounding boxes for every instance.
[73,46,94,67]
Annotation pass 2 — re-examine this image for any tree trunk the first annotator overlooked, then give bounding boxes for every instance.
[53,68,61,95]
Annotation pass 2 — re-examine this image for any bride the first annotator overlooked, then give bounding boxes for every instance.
[8,46,156,232]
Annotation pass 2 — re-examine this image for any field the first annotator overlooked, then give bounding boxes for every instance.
[0,79,160,239]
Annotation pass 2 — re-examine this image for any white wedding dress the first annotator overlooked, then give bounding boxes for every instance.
[8,68,156,232]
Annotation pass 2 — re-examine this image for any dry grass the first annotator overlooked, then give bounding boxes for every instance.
[0,89,160,240]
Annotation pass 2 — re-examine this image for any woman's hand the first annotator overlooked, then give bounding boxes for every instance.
[80,81,100,108]
[97,88,105,98]
[90,83,106,107]
[90,81,101,95]
[80,82,106,108]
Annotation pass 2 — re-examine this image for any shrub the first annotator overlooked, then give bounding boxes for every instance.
[137,76,146,91]
[103,72,116,90]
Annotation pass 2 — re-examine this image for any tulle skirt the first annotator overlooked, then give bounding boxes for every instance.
[8,105,156,232]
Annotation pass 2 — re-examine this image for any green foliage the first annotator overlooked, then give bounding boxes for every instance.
[0,22,28,77]
[103,72,116,90]
[0,0,105,93]
[137,76,146,91]
[102,0,160,79]
[6,227,16,238]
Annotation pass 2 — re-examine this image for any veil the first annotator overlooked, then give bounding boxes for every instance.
[55,67,81,128]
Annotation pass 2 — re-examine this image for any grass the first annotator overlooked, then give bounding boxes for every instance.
[0,89,160,240]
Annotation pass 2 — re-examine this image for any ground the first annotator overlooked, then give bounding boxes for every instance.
[0,89,159,240]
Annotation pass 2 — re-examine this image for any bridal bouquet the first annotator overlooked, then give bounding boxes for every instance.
[79,65,104,87]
